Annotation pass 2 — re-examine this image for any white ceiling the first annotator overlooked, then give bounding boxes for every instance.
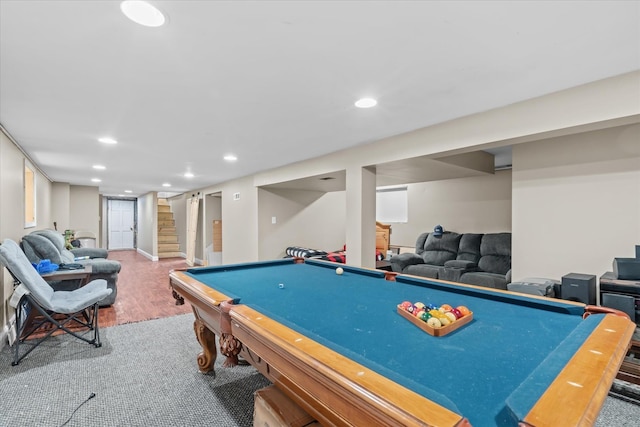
[1,1,638,197]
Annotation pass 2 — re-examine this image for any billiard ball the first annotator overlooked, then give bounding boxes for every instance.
[440,304,453,312]
[457,306,470,316]
[414,302,426,311]
[439,316,451,326]
[450,308,462,319]
[426,317,442,328]
[336,267,344,275]
[278,283,285,289]
[414,309,426,318]
[444,312,457,323]
[419,311,432,322]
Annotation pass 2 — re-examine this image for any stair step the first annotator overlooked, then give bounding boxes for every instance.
[159,243,180,252]
[158,198,170,206]
[158,212,174,220]
[158,251,183,259]
[158,235,178,243]
[158,205,171,213]
[158,220,175,227]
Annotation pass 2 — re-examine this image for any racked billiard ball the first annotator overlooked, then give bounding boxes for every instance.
[400,301,413,311]
[419,311,432,322]
[457,306,470,316]
[426,317,442,328]
[444,312,457,323]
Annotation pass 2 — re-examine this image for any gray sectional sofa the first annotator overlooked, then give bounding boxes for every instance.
[390,231,512,290]
[20,229,121,306]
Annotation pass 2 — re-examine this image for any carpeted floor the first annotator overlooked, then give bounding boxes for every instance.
[0,313,270,427]
[0,313,638,426]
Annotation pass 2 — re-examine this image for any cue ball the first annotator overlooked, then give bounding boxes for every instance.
[278,283,285,289]
[336,267,344,275]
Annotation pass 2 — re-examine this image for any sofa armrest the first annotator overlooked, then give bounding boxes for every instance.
[71,247,109,259]
[390,253,424,272]
[444,260,478,269]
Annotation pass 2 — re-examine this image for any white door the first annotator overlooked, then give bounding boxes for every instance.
[108,199,135,249]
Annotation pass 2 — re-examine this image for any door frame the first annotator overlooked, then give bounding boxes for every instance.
[106,197,138,250]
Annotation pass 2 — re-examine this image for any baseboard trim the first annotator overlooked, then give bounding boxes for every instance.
[137,248,159,262]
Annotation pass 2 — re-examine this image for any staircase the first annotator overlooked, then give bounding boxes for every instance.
[158,199,181,258]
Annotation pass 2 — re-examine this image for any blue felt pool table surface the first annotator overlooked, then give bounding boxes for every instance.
[184,258,616,426]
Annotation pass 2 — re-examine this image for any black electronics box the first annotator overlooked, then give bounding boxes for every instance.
[561,273,596,305]
[613,257,640,280]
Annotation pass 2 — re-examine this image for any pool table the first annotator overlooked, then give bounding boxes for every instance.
[169,258,634,427]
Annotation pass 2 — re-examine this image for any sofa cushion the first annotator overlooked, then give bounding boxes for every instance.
[405,264,440,279]
[456,233,483,263]
[477,233,511,275]
[21,234,67,265]
[421,232,461,266]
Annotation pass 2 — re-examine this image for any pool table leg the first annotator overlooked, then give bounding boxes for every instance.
[193,317,217,374]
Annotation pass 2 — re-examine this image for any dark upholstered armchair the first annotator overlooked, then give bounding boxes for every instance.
[20,229,121,306]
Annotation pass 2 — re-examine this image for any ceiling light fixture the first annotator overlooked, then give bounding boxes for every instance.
[98,137,118,144]
[93,165,106,170]
[162,183,171,187]
[120,1,166,27]
[124,190,132,193]
[184,172,194,178]
[355,98,377,108]
[91,178,102,183]
[224,154,238,162]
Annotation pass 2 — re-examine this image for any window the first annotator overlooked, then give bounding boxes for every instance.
[24,160,36,228]
[376,186,408,223]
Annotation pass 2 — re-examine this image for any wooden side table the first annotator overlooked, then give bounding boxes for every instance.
[41,265,92,287]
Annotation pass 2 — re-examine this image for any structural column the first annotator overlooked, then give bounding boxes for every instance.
[345,166,377,268]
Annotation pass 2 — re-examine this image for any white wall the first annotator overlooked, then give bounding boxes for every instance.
[512,124,640,281]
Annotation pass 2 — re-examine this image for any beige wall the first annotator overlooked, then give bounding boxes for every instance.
[136,192,157,259]
[0,129,53,341]
[512,124,640,282]
[257,189,346,260]
[69,185,100,241]
[51,182,70,232]
[390,170,512,247]
[169,194,187,255]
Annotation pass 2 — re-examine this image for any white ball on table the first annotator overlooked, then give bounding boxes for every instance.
[336,267,344,275]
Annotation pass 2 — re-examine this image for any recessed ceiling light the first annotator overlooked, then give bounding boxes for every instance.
[120,1,166,27]
[93,165,106,170]
[224,154,238,162]
[355,98,377,108]
[124,190,132,193]
[184,172,194,178]
[98,137,118,144]
[162,183,171,187]
[91,178,102,183]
